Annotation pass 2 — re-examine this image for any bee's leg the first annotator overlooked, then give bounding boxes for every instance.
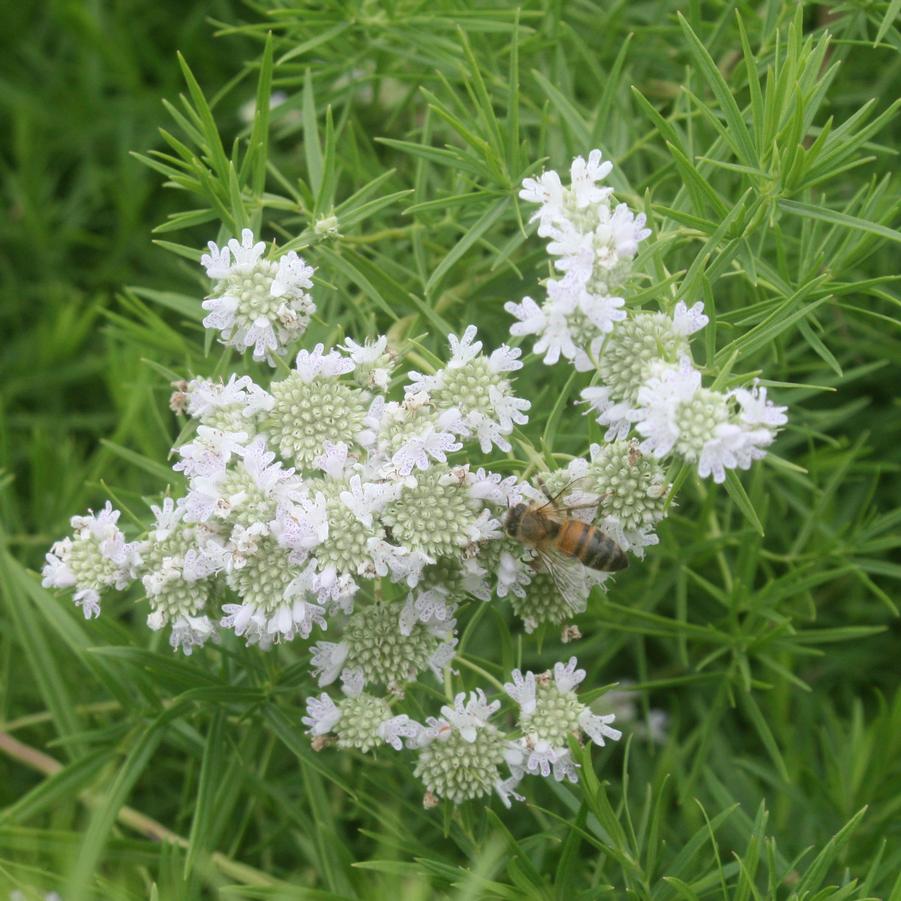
[536,474,552,502]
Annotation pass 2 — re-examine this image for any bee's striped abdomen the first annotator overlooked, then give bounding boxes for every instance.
[561,520,628,572]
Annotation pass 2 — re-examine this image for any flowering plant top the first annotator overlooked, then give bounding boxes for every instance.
[43,151,786,807]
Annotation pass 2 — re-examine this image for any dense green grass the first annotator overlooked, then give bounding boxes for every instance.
[1,1,899,898]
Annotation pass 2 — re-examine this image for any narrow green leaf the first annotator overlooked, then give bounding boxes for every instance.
[425,197,509,296]
[778,199,901,244]
[302,70,323,196]
[722,470,765,536]
[184,709,224,878]
[677,13,758,167]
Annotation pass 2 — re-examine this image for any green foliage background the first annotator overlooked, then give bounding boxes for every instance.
[1,1,899,898]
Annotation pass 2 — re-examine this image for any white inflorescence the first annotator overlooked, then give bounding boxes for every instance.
[42,502,143,620]
[201,229,316,364]
[42,155,787,809]
[511,150,787,484]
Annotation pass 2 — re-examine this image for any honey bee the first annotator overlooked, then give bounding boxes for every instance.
[505,479,627,609]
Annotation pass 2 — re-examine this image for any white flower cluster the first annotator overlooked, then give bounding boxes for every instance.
[42,166,786,810]
[510,151,788,483]
[506,149,649,372]
[46,258,581,655]
[201,229,315,364]
[302,655,620,807]
[41,502,143,620]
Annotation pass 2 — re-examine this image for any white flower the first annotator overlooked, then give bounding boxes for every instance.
[519,169,565,233]
[634,359,704,459]
[488,384,531,431]
[73,587,102,619]
[553,657,587,693]
[379,714,423,751]
[340,667,365,697]
[519,169,564,207]
[494,772,526,808]
[428,638,458,680]
[405,327,530,455]
[220,601,265,638]
[672,300,709,336]
[591,202,651,267]
[184,374,256,430]
[391,425,462,476]
[342,334,388,365]
[505,296,546,338]
[342,335,394,390]
[503,669,537,716]
[294,343,355,382]
[282,591,328,640]
[495,547,534,599]
[398,588,456,636]
[569,149,614,208]
[439,689,499,742]
[579,291,627,335]
[271,491,330,553]
[271,251,314,297]
[313,441,351,479]
[578,708,622,747]
[580,386,638,442]
[168,614,216,655]
[42,502,143,619]
[633,359,785,483]
[365,537,430,585]
[697,421,772,484]
[487,343,524,374]
[732,382,788,428]
[173,426,248,480]
[311,641,350,686]
[339,475,400,529]
[447,325,483,367]
[302,692,343,735]
[551,749,580,783]
[507,277,624,375]
[525,738,558,778]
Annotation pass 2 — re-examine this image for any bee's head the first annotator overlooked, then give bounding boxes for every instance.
[504,502,527,537]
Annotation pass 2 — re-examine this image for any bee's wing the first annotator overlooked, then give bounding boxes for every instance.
[539,475,602,519]
[534,547,592,613]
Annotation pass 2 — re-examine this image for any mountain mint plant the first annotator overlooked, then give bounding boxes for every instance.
[43,151,787,808]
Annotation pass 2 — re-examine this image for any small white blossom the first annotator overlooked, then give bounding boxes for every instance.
[439,689,499,742]
[569,149,614,208]
[578,708,622,747]
[732,382,789,428]
[294,343,355,381]
[310,641,350,686]
[553,657,586,693]
[551,749,580,783]
[503,669,537,717]
[303,692,343,736]
[379,714,423,750]
[494,772,526,808]
[168,614,216,655]
[173,426,247,480]
[634,359,783,483]
[525,739,558,778]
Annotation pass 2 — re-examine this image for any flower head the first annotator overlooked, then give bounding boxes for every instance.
[42,502,143,619]
[510,658,621,784]
[412,691,512,804]
[201,229,315,364]
[634,360,785,483]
